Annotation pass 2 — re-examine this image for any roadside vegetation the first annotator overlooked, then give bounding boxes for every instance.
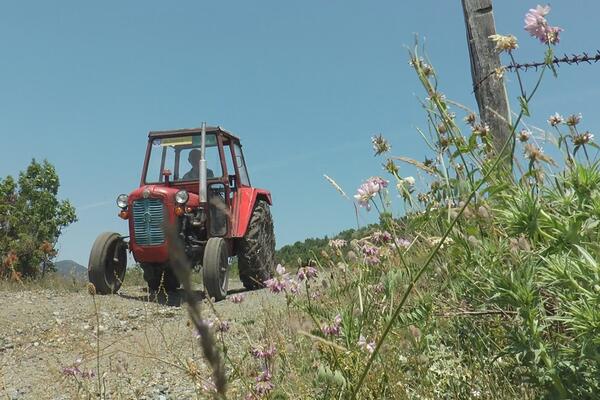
[2,4,599,400]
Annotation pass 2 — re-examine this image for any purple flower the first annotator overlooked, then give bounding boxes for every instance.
[524,5,563,44]
[321,314,342,336]
[61,360,95,379]
[297,266,318,281]
[250,343,277,360]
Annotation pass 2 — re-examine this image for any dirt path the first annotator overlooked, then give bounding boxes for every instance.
[0,279,286,399]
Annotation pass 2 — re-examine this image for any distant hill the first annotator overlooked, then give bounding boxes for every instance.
[54,260,87,279]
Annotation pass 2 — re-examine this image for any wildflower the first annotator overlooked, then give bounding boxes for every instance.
[254,370,275,396]
[417,192,430,203]
[492,66,506,80]
[371,231,392,244]
[518,129,531,142]
[383,159,399,175]
[321,314,342,336]
[357,335,376,354]
[409,57,434,76]
[86,283,96,296]
[393,237,411,249]
[572,131,594,146]
[524,5,563,44]
[464,113,477,126]
[229,293,246,303]
[489,34,518,52]
[368,176,388,188]
[427,91,446,103]
[472,123,490,137]
[437,123,447,134]
[264,264,291,293]
[297,266,318,281]
[438,136,450,149]
[548,112,563,126]
[354,177,387,211]
[328,239,347,249]
[371,134,391,156]
[287,279,300,294]
[524,143,555,165]
[250,344,277,360]
[566,113,582,126]
[403,176,416,186]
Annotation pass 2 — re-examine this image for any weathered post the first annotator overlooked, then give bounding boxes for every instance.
[462,0,511,156]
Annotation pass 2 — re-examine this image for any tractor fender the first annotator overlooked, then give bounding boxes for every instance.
[233,187,272,238]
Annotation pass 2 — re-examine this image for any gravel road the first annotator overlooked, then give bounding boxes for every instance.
[0,279,286,399]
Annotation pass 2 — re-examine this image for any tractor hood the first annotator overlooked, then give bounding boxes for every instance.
[128,185,200,208]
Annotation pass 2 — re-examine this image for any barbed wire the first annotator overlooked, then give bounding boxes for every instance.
[475,50,600,91]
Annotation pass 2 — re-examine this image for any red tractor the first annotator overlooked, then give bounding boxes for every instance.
[88,123,275,301]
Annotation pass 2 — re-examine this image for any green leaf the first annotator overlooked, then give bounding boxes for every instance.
[518,96,530,117]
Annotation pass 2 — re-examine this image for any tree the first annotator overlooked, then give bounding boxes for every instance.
[0,159,77,278]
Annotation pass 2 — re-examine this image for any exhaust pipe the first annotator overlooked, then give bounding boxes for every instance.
[199,122,208,203]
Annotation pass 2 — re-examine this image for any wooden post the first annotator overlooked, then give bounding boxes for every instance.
[462,0,511,156]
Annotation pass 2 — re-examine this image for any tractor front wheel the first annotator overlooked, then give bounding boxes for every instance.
[88,232,127,295]
[203,237,229,301]
[238,200,276,290]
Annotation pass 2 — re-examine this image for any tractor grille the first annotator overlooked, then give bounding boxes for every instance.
[132,198,165,246]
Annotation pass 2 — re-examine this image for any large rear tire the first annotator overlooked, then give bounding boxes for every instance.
[88,232,127,295]
[203,237,229,301]
[238,200,276,290]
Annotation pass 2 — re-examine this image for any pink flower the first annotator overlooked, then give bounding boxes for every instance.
[524,5,563,44]
[297,266,318,281]
[250,343,277,360]
[229,293,246,303]
[354,177,388,210]
[264,264,293,294]
[321,314,343,336]
[371,231,392,244]
[254,370,275,396]
[358,335,376,354]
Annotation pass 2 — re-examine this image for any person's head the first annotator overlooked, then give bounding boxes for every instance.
[188,149,201,166]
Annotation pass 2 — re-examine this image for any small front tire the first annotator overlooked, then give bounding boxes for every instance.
[88,232,127,295]
[203,237,229,301]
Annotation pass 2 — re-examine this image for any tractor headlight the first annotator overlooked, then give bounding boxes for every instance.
[175,190,189,205]
[116,194,128,209]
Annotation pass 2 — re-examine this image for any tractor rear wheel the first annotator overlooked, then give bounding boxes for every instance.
[238,200,275,290]
[203,237,229,301]
[88,232,127,294]
[141,263,180,293]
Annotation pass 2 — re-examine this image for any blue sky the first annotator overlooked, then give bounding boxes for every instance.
[1,1,599,266]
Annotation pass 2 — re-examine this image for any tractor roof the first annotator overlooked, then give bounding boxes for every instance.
[148,126,240,142]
